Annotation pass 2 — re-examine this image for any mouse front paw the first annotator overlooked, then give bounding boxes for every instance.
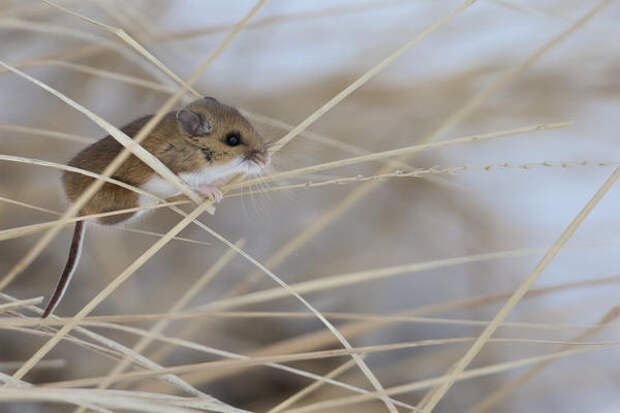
[197,184,223,203]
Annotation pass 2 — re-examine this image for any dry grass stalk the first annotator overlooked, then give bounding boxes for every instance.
[280,346,619,413]
[267,357,363,413]
[231,121,572,190]
[41,338,620,390]
[467,306,620,413]
[174,272,620,388]
[0,297,43,313]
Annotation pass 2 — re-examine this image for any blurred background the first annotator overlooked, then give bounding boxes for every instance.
[1,0,619,412]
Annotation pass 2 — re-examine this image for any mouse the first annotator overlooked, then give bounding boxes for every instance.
[42,96,270,318]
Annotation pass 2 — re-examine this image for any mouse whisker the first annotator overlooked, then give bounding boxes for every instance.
[251,164,270,193]
[248,179,261,215]
[257,169,275,217]
[259,167,275,197]
[238,174,250,220]
[255,167,276,214]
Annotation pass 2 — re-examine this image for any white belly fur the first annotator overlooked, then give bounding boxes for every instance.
[138,156,247,208]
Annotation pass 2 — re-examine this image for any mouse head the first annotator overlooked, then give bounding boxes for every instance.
[176,97,270,175]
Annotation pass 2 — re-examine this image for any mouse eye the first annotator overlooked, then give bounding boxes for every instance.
[225,132,241,147]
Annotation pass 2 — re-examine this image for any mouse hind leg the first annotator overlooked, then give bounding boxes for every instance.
[79,182,140,225]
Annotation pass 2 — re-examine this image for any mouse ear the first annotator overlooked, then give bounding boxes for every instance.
[176,109,212,137]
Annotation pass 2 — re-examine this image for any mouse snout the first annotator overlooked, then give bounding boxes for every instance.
[246,148,270,167]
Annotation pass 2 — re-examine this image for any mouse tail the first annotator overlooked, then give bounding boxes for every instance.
[42,220,86,318]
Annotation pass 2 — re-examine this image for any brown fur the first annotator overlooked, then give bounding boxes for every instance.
[62,97,268,224]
